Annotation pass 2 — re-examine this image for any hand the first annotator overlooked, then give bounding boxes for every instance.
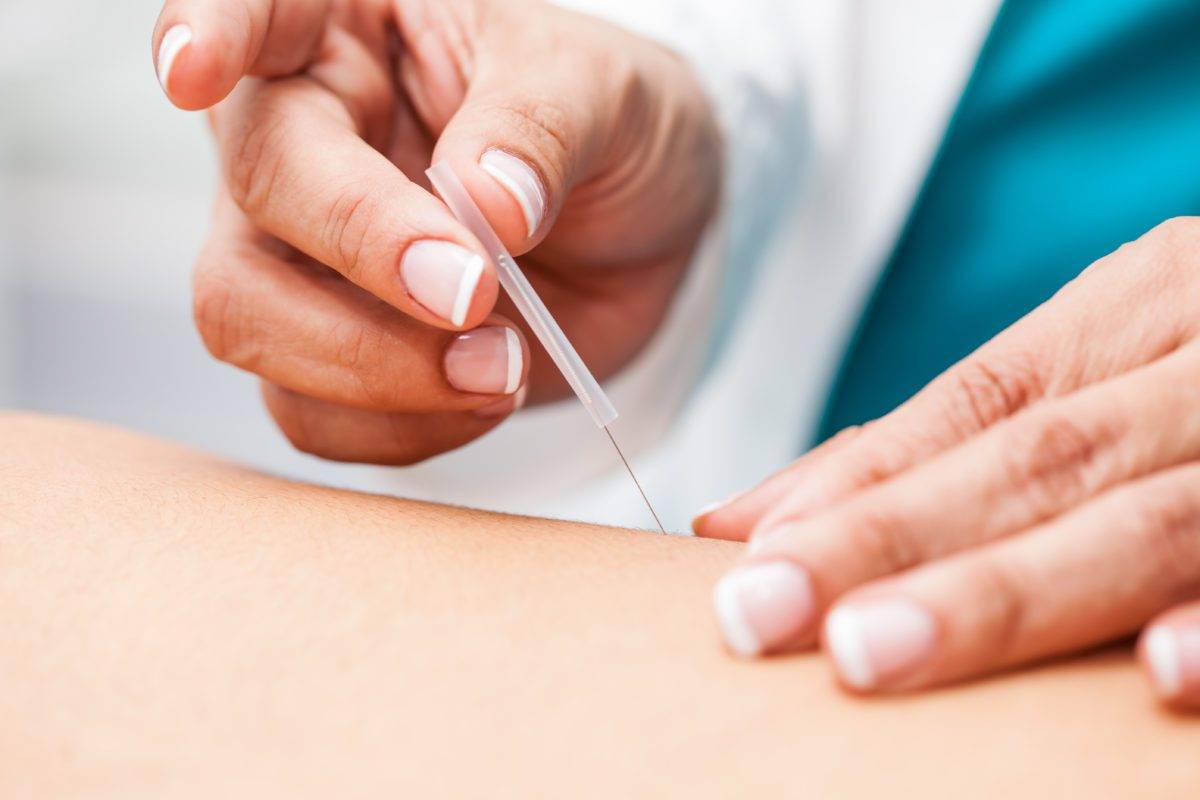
[151,0,719,463]
[696,217,1200,711]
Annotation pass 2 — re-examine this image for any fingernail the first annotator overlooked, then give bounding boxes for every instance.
[1144,626,1184,699]
[480,150,546,238]
[824,598,938,690]
[157,24,193,95]
[445,326,523,395]
[713,561,815,657]
[1143,623,1200,702]
[475,383,528,419]
[400,241,485,326]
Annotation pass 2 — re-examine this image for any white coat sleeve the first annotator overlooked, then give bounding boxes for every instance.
[363,0,811,520]
[549,0,813,433]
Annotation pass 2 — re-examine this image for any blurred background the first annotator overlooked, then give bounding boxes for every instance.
[0,0,405,487]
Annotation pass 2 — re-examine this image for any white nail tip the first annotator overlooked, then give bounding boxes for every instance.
[1144,626,1183,698]
[157,24,193,93]
[503,328,522,395]
[451,254,484,327]
[713,573,762,658]
[480,151,545,238]
[825,607,876,690]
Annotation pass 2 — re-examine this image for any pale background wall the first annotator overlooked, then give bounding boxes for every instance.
[0,0,392,488]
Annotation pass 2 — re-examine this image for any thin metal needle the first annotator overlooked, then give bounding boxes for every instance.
[603,425,667,534]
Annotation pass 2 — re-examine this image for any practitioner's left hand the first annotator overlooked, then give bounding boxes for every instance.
[696,216,1200,711]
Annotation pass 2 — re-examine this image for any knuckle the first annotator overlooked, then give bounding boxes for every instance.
[998,412,1106,519]
[827,424,865,447]
[943,353,1043,435]
[321,185,379,281]
[827,420,916,495]
[844,504,921,574]
[192,268,251,367]
[1148,216,1200,253]
[225,108,291,218]
[969,557,1030,663]
[1127,216,1200,282]
[1117,479,1200,599]
[267,390,326,458]
[327,320,392,407]
[839,439,906,490]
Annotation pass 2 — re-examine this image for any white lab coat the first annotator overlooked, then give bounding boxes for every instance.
[349,0,1004,531]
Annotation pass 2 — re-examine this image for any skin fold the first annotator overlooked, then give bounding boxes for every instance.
[1,413,1197,798]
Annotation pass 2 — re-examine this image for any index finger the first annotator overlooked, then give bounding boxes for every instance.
[153,0,330,109]
[212,77,498,330]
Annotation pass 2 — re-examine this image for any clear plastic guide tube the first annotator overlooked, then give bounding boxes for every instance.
[426,161,665,533]
[426,161,618,429]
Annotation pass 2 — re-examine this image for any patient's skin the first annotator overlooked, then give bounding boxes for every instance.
[1,414,1197,798]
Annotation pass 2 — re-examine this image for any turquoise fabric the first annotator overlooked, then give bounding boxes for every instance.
[815,0,1200,444]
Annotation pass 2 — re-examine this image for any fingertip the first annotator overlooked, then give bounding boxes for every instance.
[1140,619,1200,710]
[434,150,548,255]
[478,149,547,242]
[822,596,939,694]
[444,322,528,397]
[398,240,500,331]
[155,23,193,96]
[692,485,780,541]
[691,492,751,540]
[1141,625,1184,702]
[459,259,501,329]
[154,22,242,110]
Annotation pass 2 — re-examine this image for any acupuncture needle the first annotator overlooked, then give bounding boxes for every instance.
[426,161,667,534]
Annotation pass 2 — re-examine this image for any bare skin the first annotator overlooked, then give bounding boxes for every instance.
[1,413,1197,798]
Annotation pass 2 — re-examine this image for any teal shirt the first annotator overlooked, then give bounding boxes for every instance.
[815,0,1200,443]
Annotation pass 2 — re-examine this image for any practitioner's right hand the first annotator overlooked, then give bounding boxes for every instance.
[152,0,719,464]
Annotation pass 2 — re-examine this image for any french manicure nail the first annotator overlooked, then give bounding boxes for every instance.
[445,326,523,395]
[1143,624,1200,701]
[480,150,546,237]
[713,561,816,658]
[157,24,193,94]
[400,241,485,326]
[824,598,938,690]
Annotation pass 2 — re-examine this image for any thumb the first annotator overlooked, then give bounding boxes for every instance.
[429,46,622,254]
[152,0,330,110]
